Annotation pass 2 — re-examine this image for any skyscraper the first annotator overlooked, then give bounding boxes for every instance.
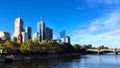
[14,16,24,38]
[25,26,32,40]
[60,30,66,43]
[33,32,39,41]
[46,27,53,40]
[21,32,28,42]
[66,36,70,43]
[37,19,46,42]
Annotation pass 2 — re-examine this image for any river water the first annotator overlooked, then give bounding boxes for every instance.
[0,54,120,68]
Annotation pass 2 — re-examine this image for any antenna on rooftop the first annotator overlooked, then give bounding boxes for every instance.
[40,16,42,21]
[40,11,43,21]
[18,12,21,18]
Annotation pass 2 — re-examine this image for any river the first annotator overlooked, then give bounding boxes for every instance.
[0,54,120,68]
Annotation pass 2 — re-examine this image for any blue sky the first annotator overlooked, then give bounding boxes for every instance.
[0,0,120,48]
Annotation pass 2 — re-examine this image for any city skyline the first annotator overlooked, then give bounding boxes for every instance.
[0,0,120,47]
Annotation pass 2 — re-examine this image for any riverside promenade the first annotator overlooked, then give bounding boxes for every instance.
[0,53,81,63]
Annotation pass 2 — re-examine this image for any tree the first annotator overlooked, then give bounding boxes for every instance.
[39,40,49,53]
[61,43,74,53]
[82,44,92,49]
[73,44,81,52]
[47,41,61,53]
[99,45,108,49]
[3,40,19,54]
[39,40,61,54]
[20,40,34,53]
[0,44,4,49]
[32,41,41,53]
[87,44,92,48]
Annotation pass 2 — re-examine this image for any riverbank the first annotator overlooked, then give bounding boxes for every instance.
[0,53,81,63]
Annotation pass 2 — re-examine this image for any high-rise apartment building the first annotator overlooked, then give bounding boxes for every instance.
[60,30,66,43]
[33,32,39,41]
[25,26,32,40]
[46,27,53,40]
[37,20,46,42]
[21,32,28,42]
[66,36,70,43]
[14,16,24,38]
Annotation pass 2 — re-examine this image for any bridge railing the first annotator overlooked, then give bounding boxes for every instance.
[87,48,119,52]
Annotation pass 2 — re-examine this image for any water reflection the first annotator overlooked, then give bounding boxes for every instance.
[0,55,120,68]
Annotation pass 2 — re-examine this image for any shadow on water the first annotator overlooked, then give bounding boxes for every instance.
[0,55,81,68]
[1,54,120,68]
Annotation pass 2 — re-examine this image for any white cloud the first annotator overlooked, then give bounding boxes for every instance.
[72,10,120,48]
[86,0,120,7]
[73,29,87,34]
[73,11,120,34]
[98,30,120,37]
[88,26,100,32]
[109,30,120,36]
[71,30,120,48]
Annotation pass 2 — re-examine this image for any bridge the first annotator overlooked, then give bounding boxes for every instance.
[86,48,120,55]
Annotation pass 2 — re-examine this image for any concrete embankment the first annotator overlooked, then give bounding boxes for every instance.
[0,53,81,63]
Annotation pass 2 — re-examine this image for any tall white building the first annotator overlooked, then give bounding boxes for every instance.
[21,32,28,42]
[37,20,46,42]
[33,32,39,41]
[14,16,24,38]
[66,36,70,43]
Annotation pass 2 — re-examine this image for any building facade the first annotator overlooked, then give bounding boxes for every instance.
[25,26,32,40]
[21,32,28,42]
[46,27,53,40]
[17,33,22,44]
[11,36,17,42]
[37,20,46,42]
[0,32,11,40]
[14,17,24,38]
[33,32,39,41]
[66,36,70,43]
[56,38,61,44]
[60,30,66,43]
